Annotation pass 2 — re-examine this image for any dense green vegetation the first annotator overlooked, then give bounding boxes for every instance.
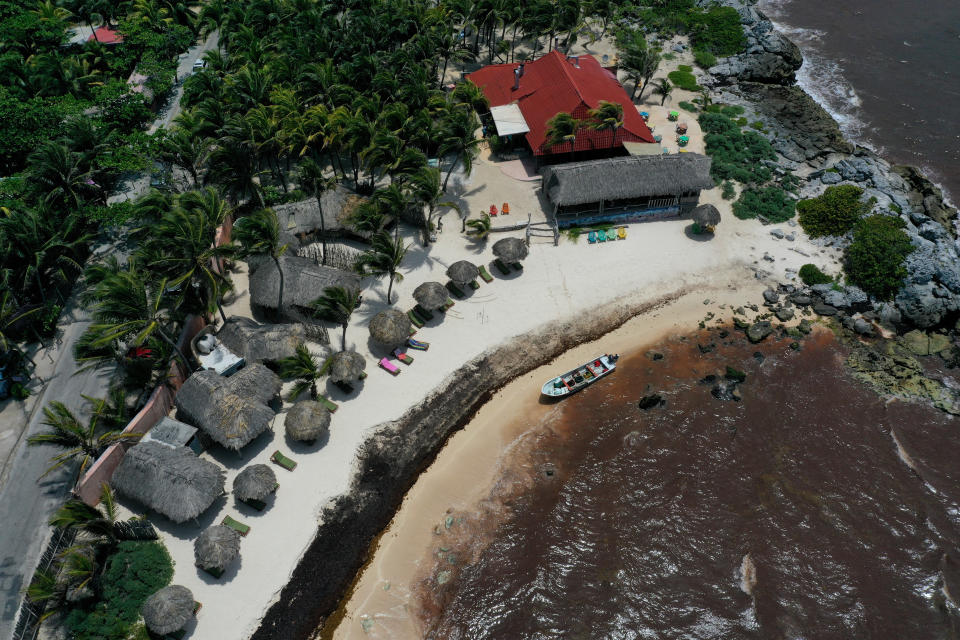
[614,0,745,56]
[797,184,873,237]
[699,111,776,184]
[799,263,833,286]
[693,50,716,69]
[668,66,699,91]
[732,186,795,222]
[845,216,915,300]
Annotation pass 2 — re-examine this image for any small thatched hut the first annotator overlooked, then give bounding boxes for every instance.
[112,442,225,523]
[284,401,331,443]
[447,261,479,285]
[141,585,195,636]
[691,203,721,232]
[226,363,281,406]
[232,464,277,502]
[328,350,366,383]
[492,237,529,263]
[368,309,412,348]
[248,255,361,319]
[541,153,714,227]
[271,187,369,244]
[194,525,241,575]
[413,282,448,310]
[216,317,311,364]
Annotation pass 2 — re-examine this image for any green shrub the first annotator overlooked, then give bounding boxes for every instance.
[678,101,698,112]
[688,6,747,55]
[720,105,745,117]
[700,112,776,184]
[780,172,800,193]
[693,50,717,69]
[750,120,765,131]
[733,187,795,222]
[844,216,915,300]
[721,181,736,200]
[663,52,676,60]
[735,117,748,127]
[677,64,693,73]
[65,541,174,640]
[797,184,871,237]
[667,69,699,91]
[799,264,833,286]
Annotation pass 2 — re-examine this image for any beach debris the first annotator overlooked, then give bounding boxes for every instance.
[703,298,711,305]
[746,321,773,343]
[436,570,452,585]
[762,253,774,262]
[740,553,758,595]
[646,351,664,361]
[361,616,374,632]
[638,394,665,410]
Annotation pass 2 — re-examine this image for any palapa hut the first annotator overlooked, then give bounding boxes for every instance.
[175,367,279,451]
[194,525,241,576]
[368,309,412,349]
[284,400,331,443]
[216,317,311,365]
[112,441,225,523]
[248,254,361,320]
[691,203,721,233]
[141,585,195,636]
[492,237,529,264]
[541,153,714,228]
[142,416,202,455]
[328,350,366,383]
[446,260,479,285]
[413,282,448,311]
[232,464,277,503]
[271,186,369,244]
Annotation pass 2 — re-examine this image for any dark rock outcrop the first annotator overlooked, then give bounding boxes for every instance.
[709,6,802,85]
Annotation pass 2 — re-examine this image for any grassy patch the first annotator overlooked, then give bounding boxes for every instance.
[733,186,796,222]
[668,69,700,91]
[699,112,776,184]
[694,50,717,68]
[678,101,698,112]
[799,264,833,286]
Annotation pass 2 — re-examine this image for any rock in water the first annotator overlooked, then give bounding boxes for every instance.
[725,366,747,383]
[929,333,952,356]
[740,553,758,595]
[638,394,665,410]
[746,321,773,343]
[853,318,875,336]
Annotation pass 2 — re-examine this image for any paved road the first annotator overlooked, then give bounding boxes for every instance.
[0,31,219,640]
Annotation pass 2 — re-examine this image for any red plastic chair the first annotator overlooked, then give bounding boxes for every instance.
[501,202,510,215]
[489,204,498,216]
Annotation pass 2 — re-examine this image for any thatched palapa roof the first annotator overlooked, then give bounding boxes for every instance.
[271,187,368,244]
[194,525,241,571]
[368,309,412,348]
[692,203,721,228]
[248,255,361,314]
[284,400,331,442]
[233,464,277,501]
[329,350,366,383]
[141,585,194,636]
[217,317,311,364]
[541,153,714,207]
[227,363,281,405]
[112,441,225,523]
[413,282,448,310]
[447,260,479,284]
[492,237,529,263]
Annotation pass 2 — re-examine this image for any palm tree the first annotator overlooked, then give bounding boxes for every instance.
[439,108,482,191]
[354,231,408,305]
[49,484,120,546]
[158,129,212,187]
[466,212,492,239]
[408,166,460,242]
[27,393,135,481]
[233,209,288,312]
[311,286,361,352]
[545,111,580,154]
[587,100,624,147]
[0,290,42,351]
[277,343,323,400]
[299,157,335,265]
[653,77,673,106]
[26,142,97,208]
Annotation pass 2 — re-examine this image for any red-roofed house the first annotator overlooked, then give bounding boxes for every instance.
[466,50,654,161]
[88,27,124,45]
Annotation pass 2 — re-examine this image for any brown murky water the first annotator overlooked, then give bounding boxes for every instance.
[415,330,960,639]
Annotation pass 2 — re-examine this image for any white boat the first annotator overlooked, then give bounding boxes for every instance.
[541,354,619,398]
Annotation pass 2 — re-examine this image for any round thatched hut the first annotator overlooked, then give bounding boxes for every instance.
[492,237,529,264]
[691,203,721,233]
[413,282,448,310]
[328,350,366,384]
[194,525,241,576]
[446,260,479,285]
[232,464,277,503]
[141,585,195,636]
[368,309,412,349]
[284,401,331,443]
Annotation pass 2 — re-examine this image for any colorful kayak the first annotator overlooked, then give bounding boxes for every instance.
[541,354,619,398]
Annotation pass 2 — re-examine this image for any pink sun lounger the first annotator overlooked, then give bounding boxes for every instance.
[378,357,400,376]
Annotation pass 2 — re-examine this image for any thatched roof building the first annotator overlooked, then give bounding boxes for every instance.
[328,350,366,383]
[284,400,331,443]
[216,317,311,364]
[541,154,714,226]
[141,585,195,636]
[194,525,241,572]
[248,255,361,319]
[112,441,225,523]
[413,282,448,310]
[691,203,721,231]
[368,309,412,348]
[271,187,368,244]
[233,464,277,502]
[227,363,281,406]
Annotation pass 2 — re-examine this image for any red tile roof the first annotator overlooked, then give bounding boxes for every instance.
[466,51,654,156]
[88,27,124,44]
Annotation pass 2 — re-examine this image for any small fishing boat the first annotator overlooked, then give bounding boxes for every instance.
[541,354,619,398]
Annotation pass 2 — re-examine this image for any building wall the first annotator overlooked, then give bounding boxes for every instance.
[555,204,683,228]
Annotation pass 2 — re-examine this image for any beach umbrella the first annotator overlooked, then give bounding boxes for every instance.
[413,282,448,310]
[329,350,366,383]
[232,464,277,502]
[492,237,529,264]
[284,400,331,443]
[368,309,411,348]
[446,260,479,284]
[194,525,241,572]
[141,585,195,636]
[691,203,721,231]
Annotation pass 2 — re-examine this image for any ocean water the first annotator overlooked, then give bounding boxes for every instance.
[759,0,960,206]
[415,331,960,638]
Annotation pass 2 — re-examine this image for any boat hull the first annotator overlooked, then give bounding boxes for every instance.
[541,354,618,398]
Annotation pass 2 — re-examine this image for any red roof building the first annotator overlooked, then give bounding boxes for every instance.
[88,27,124,45]
[466,50,654,157]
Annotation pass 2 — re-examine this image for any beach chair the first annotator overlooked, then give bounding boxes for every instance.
[494,258,511,275]
[597,229,607,242]
[501,202,510,215]
[617,226,627,240]
[478,265,494,283]
[489,204,498,216]
[407,309,424,328]
[241,484,276,511]
[318,395,339,413]
[408,338,430,351]
[333,380,354,394]
[271,450,297,471]
[222,515,251,537]
[200,566,223,579]
[439,298,455,312]
[588,230,597,244]
[446,281,466,298]
[415,304,435,321]
[393,349,414,365]
[379,357,400,375]
[468,279,480,290]
[511,261,523,272]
